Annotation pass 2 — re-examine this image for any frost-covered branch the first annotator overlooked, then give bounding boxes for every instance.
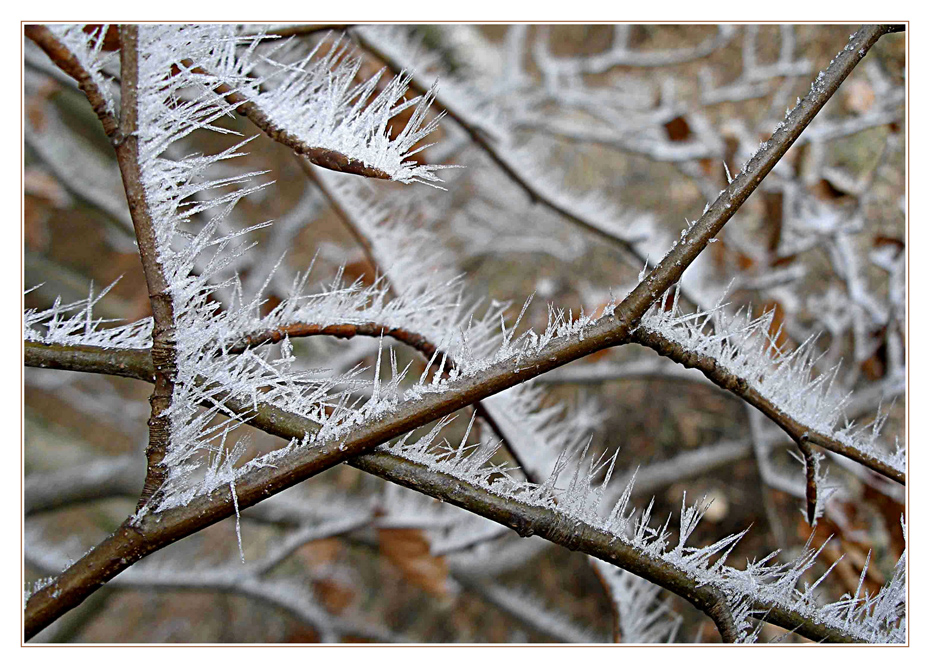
[192,55,444,183]
[190,30,447,185]
[24,25,120,138]
[113,26,177,510]
[631,311,905,486]
[301,163,550,482]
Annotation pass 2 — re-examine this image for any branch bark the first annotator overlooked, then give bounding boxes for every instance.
[113,25,177,511]
[631,328,905,485]
[24,25,120,138]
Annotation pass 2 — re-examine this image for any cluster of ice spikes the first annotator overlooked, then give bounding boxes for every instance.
[590,558,682,643]
[380,419,905,643]
[44,23,449,510]
[24,282,153,350]
[637,287,906,480]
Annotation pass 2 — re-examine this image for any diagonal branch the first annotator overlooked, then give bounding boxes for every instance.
[189,55,424,180]
[300,160,538,481]
[631,328,904,485]
[24,25,120,138]
[351,451,853,642]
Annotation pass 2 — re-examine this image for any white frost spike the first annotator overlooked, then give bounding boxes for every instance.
[638,288,904,478]
[380,406,903,642]
[231,480,245,564]
[371,335,384,406]
[592,559,682,643]
[45,25,119,116]
[24,279,153,349]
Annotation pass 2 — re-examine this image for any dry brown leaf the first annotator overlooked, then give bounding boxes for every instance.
[664,116,692,142]
[378,527,450,598]
[313,577,356,614]
[297,537,343,569]
[843,79,875,114]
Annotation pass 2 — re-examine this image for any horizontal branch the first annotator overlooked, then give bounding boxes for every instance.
[25,341,154,382]
[230,321,437,358]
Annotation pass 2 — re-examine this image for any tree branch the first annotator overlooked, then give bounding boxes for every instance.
[631,328,905,485]
[189,61,394,180]
[24,341,154,382]
[21,340,866,643]
[113,25,177,510]
[24,25,120,138]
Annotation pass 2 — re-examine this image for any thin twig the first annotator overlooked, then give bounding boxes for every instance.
[113,25,177,510]
[24,25,120,138]
[190,60,393,180]
[632,327,904,485]
[797,436,820,525]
